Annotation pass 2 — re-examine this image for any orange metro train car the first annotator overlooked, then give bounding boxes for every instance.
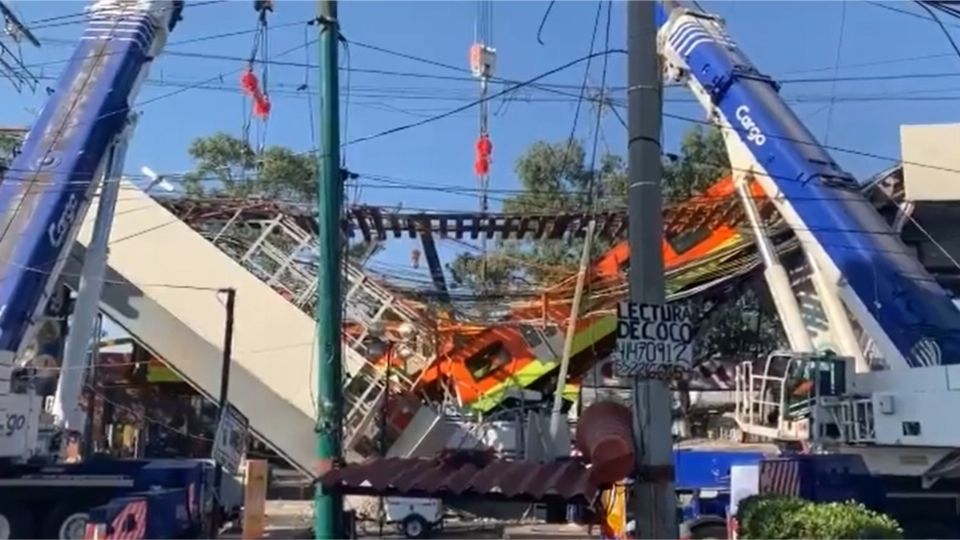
[416,175,772,411]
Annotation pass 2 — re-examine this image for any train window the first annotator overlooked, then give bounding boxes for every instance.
[665,225,713,256]
[466,342,512,380]
[518,326,543,348]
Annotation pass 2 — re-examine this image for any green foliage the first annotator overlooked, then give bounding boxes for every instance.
[182,132,384,263]
[448,138,628,290]
[182,132,316,201]
[446,127,790,360]
[736,495,903,540]
[737,495,809,539]
[694,286,784,360]
[346,241,385,265]
[448,126,731,293]
[0,132,23,181]
[662,125,729,203]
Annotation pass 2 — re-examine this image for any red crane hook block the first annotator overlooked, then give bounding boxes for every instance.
[474,134,493,176]
[476,134,493,158]
[240,68,259,96]
[241,68,271,119]
[474,157,490,177]
[253,95,271,118]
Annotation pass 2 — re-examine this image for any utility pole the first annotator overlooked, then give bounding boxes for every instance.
[548,219,595,456]
[210,287,236,538]
[315,1,344,539]
[627,2,678,538]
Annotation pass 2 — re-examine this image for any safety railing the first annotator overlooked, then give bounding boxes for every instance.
[168,203,439,456]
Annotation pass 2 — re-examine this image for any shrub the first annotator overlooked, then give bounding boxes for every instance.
[735,495,902,539]
[736,495,807,539]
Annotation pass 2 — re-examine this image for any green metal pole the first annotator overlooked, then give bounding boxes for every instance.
[314,1,343,538]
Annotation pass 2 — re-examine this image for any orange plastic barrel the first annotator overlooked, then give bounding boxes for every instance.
[575,401,636,485]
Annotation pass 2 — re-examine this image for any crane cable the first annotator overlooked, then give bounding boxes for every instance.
[470,0,495,289]
[240,0,273,167]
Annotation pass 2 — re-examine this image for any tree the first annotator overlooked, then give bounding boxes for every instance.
[448,139,628,290]
[182,132,316,201]
[182,132,382,265]
[662,126,729,203]
[0,132,23,181]
[448,126,787,360]
[448,125,728,291]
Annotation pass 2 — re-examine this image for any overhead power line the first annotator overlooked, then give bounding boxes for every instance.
[342,47,627,147]
[915,1,960,61]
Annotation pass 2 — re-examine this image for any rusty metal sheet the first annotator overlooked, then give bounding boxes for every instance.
[319,454,600,504]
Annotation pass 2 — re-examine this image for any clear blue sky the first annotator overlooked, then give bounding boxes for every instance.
[4,0,960,290]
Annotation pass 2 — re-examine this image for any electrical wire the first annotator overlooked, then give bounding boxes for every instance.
[536,0,557,46]
[34,32,960,96]
[556,1,604,190]
[586,0,613,211]
[916,1,960,61]
[342,48,626,147]
[21,0,226,31]
[866,0,960,28]
[822,0,847,145]
[3,31,317,180]
[11,12,960,284]
[0,9,134,251]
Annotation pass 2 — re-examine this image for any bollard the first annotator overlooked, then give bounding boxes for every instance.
[243,459,268,539]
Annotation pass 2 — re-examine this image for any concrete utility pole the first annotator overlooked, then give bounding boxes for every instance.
[210,287,236,538]
[315,0,344,538]
[626,1,678,538]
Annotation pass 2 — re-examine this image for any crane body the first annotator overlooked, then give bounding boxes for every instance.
[654,0,960,534]
[657,1,960,371]
[0,3,241,538]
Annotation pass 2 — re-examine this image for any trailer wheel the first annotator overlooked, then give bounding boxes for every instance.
[401,514,431,539]
[42,503,92,540]
[0,502,35,539]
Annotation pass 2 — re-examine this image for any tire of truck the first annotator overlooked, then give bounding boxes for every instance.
[41,502,96,540]
[0,501,35,539]
[401,514,431,539]
[690,523,728,540]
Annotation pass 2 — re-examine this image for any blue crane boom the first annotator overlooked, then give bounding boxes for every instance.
[0,4,248,539]
[0,0,183,361]
[655,0,960,368]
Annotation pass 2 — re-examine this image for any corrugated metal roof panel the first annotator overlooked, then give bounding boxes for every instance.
[319,455,600,504]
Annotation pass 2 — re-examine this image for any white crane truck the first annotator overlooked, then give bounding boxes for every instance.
[655,1,960,536]
[0,2,239,538]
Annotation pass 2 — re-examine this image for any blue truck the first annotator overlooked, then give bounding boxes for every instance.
[674,448,770,538]
[615,447,772,539]
[0,459,224,539]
